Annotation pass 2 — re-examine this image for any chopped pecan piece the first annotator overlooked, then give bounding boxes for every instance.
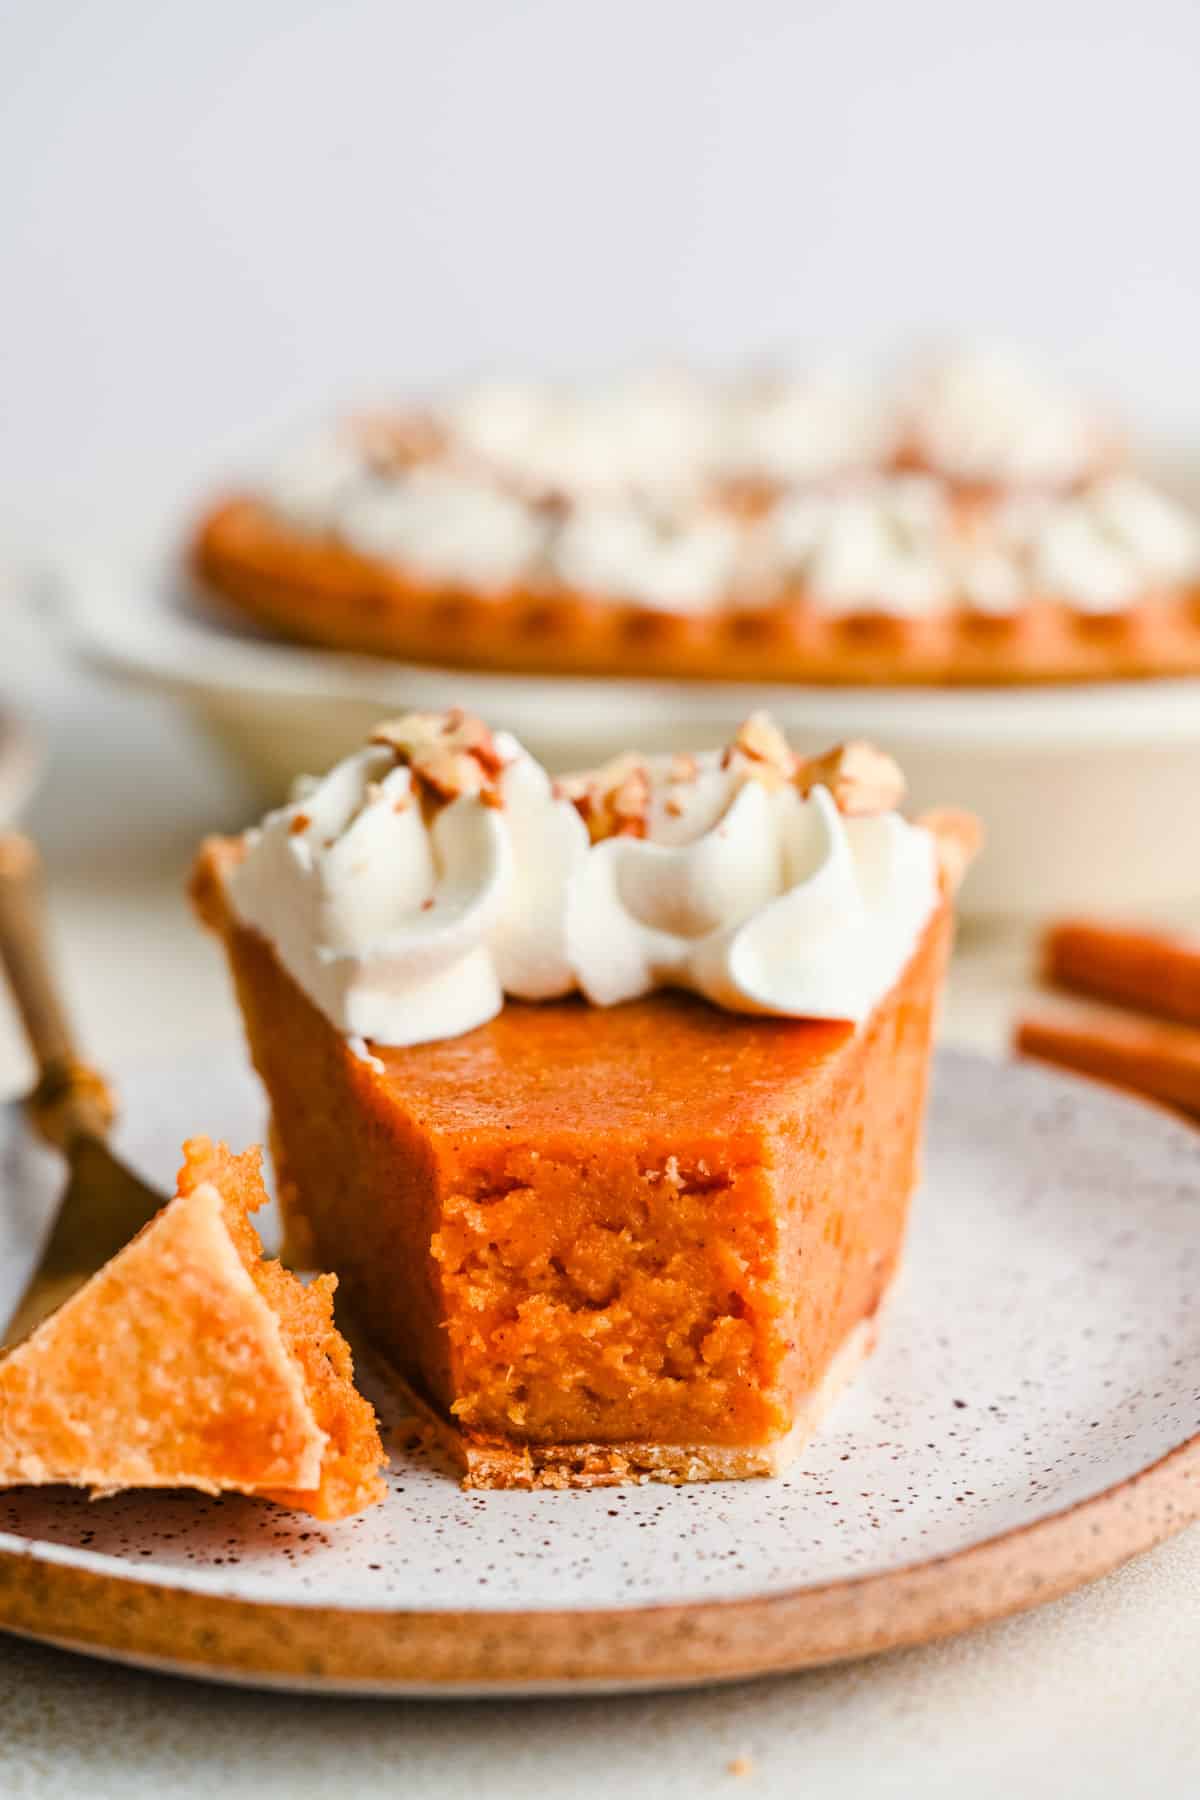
[557,753,651,842]
[667,752,700,784]
[721,712,797,788]
[369,708,508,807]
[795,741,906,816]
[351,410,445,473]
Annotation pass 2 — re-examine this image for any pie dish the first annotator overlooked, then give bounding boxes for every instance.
[0,1138,386,1519]
[190,348,1200,686]
[191,708,977,1487]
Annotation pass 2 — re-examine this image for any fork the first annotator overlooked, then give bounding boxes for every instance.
[0,832,167,1349]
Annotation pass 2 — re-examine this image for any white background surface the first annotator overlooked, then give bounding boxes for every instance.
[3,0,1200,558]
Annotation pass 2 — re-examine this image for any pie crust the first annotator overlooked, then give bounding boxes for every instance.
[193,494,1200,687]
[0,1139,386,1518]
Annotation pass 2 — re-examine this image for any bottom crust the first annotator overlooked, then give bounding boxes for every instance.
[365,1283,891,1491]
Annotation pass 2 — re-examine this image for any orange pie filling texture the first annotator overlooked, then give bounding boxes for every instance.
[194,840,952,1474]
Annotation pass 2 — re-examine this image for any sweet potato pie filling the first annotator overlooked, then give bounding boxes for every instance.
[193,840,950,1476]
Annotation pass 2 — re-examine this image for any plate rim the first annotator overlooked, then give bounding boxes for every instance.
[0,1427,1197,1695]
[1,1049,1200,1695]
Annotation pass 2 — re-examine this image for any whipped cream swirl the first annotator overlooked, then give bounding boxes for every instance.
[224,713,939,1048]
[564,747,937,1021]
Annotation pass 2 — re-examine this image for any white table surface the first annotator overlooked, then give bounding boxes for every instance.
[2,662,1198,1800]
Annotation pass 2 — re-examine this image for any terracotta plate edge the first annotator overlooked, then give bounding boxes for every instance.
[0,1430,1197,1694]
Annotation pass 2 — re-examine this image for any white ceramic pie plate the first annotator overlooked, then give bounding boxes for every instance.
[61,550,1200,918]
[1,1045,1198,1697]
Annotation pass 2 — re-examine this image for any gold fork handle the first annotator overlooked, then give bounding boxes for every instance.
[0,833,115,1150]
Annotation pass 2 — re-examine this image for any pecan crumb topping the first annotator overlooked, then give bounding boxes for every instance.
[556,753,651,842]
[794,740,906,815]
[721,715,904,815]
[352,409,446,473]
[369,708,508,807]
[721,711,796,788]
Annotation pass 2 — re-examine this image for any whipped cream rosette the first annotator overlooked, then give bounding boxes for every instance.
[560,724,935,1021]
[225,714,587,1046]
[224,710,939,1048]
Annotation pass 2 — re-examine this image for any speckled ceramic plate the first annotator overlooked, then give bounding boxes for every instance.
[1,1046,1199,1697]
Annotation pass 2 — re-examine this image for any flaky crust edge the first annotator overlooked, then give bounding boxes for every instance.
[193,495,1200,687]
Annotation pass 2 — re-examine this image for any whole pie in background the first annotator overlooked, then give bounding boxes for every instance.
[191,347,1200,686]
